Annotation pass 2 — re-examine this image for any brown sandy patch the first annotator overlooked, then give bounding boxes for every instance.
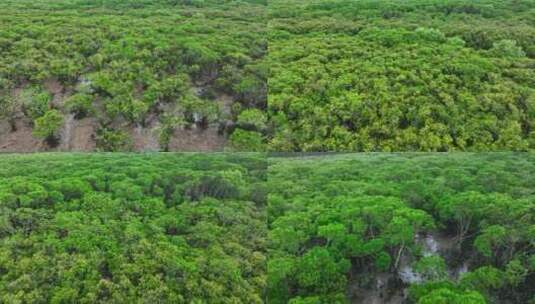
[130,124,161,152]
[58,115,97,151]
[0,119,45,152]
[168,126,226,152]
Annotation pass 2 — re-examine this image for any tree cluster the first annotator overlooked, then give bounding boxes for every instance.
[268,153,535,303]
[0,153,267,303]
[268,0,535,151]
[0,0,267,151]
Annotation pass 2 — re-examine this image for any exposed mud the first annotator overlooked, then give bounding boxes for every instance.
[217,93,234,117]
[1,82,232,152]
[44,78,70,108]
[168,126,226,152]
[43,78,63,96]
[349,272,405,304]
[59,113,75,149]
[1,117,226,152]
[0,118,45,152]
[59,115,97,151]
[130,123,160,152]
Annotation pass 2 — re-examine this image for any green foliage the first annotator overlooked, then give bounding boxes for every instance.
[229,129,265,151]
[268,0,535,151]
[95,128,133,152]
[491,40,526,58]
[1,153,534,303]
[414,256,448,282]
[505,260,528,287]
[296,247,349,294]
[418,288,486,304]
[237,108,267,130]
[65,93,94,118]
[460,266,505,291]
[181,95,220,128]
[184,175,240,201]
[269,153,535,303]
[32,109,64,141]
[374,251,391,270]
[0,0,267,151]
[0,94,17,128]
[20,87,51,120]
[0,153,267,303]
[157,114,185,151]
[474,225,507,258]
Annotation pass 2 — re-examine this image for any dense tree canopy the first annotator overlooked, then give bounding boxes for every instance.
[1,152,534,303]
[268,0,535,151]
[268,153,535,303]
[0,153,267,303]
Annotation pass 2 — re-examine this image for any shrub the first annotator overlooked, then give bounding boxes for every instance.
[229,129,264,151]
[237,108,267,130]
[65,93,94,118]
[32,109,64,145]
[95,128,133,152]
[184,175,240,201]
[491,40,526,58]
[21,88,51,120]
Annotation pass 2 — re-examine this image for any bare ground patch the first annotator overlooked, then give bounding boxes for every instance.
[218,93,234,117]
[2,84,233,152]
[0,119,46,152]
[43,78,71,108]
[130,124,161,152]
[1,118,228,152]
[168,126,226,152]
[58,115,97,151]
